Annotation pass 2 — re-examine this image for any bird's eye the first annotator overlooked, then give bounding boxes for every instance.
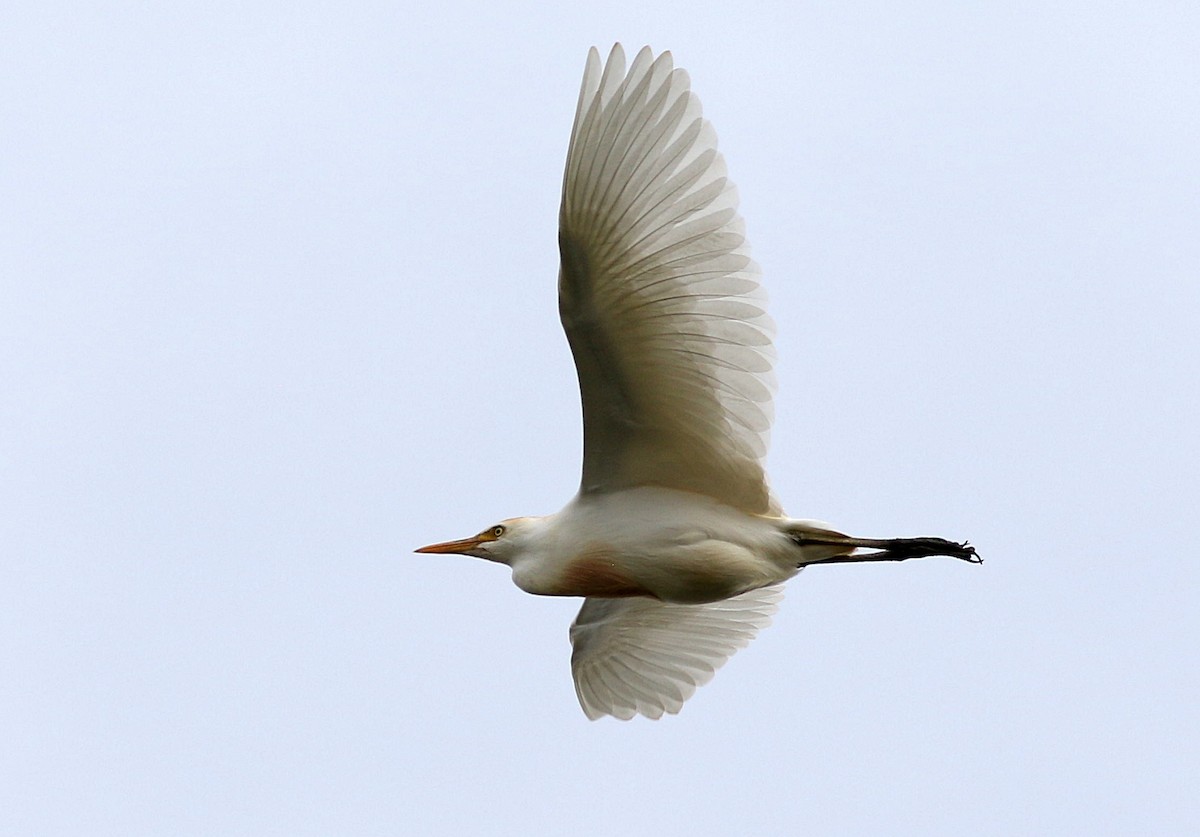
[491,525,505,538]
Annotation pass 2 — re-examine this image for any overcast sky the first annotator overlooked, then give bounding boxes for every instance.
[4,2,1198,834]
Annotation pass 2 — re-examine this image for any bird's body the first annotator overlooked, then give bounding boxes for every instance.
[502,488,847,604]
[418,44,978,720]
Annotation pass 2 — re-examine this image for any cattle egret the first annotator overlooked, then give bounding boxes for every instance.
[418,44,979,720]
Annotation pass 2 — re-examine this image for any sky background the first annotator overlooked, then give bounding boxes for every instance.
[4,2,1198,834]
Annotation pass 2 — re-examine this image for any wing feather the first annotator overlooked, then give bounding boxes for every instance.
[569,584,785,720]
[559,45,778,514]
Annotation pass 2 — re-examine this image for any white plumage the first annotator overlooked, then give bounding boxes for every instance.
[559,45,778,516]
[417,44,979,721]
[570,584,784,721]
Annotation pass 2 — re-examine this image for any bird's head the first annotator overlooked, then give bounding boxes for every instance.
[415,517,541,565]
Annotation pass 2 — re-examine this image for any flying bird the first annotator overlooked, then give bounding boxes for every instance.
[418,44,979,720]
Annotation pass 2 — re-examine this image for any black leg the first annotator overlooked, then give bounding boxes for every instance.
[794,535,981,565]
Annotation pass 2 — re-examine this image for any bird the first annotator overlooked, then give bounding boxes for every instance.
[417,44,980,721]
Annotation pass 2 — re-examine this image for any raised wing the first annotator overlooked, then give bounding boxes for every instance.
[569,584,785,720]
[559,45,778,515]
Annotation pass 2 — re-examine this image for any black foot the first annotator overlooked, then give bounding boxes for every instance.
[888,537,981,564]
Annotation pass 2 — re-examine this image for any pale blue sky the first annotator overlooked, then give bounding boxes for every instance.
[4,2,1198,834]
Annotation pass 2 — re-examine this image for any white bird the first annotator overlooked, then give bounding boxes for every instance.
[418,44,979,721]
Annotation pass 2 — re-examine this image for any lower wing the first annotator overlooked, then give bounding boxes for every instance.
[568,584,785,720]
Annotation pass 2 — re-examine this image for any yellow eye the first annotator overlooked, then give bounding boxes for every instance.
[491,525,506,538]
